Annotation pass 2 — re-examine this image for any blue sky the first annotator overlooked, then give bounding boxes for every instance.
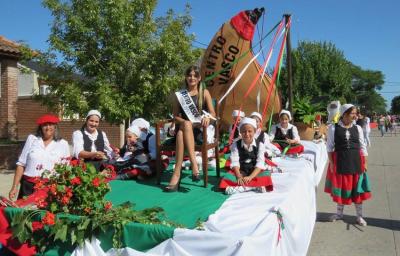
[2,0,399,109]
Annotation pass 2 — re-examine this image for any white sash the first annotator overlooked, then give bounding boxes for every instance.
[175,89,202,123]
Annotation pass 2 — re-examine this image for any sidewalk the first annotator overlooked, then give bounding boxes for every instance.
[309,129,400,256]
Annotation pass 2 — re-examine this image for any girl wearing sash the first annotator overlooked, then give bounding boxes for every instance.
[9,114,70,199]
[72,110,113,171]
[219,117,273,194]
[269,110,304,155]
[164,65,216,192]
[324,104,371,226]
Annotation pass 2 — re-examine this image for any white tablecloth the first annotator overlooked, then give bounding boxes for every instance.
[73,141,328,256]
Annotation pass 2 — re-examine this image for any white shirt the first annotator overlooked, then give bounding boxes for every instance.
[326,121,368,156]
[72,129,113,159]
[17,135,70,177]
[230,138,265,170]
[268,123,300,143]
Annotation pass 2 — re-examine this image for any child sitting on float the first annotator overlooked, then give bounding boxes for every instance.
[219,117,273,194]
[269,110,304,155]
[250,112,281,157]
[111,125,151,180]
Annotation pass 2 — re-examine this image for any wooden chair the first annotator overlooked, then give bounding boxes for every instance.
[155,106,221,188]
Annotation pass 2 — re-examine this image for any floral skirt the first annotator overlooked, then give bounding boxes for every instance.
[324,153,371,205]
[219,170,273,191]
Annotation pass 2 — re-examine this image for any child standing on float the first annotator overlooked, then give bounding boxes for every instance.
[324,104,371,226]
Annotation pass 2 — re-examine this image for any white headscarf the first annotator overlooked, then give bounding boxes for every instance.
[250,112,262,121]
[279,109,292,121]
[86,109,101,119]
[239,117,257,131]
[232,110,245,118]
[127,125,142,137]
[340,104,354,117]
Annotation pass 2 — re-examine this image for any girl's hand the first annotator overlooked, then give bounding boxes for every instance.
[242,176,253,184]
[93,151,106,160]
[236,175,244,186]
[201,117,210,127]
[9,187,18,200]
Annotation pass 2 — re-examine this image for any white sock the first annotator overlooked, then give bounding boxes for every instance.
[337,204,344,217]
[355,204,363,217]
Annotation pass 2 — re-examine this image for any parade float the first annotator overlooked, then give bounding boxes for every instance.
[0,8,328,256]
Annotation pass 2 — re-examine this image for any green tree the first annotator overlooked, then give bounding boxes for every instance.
[280,41,352,105]
[350,64,386,114]
[38,0,201,123]
[280,40,386,115]
[391,95,400,114]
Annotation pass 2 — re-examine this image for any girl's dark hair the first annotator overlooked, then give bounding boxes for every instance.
[36,124,62,141]
[184,65,204,110]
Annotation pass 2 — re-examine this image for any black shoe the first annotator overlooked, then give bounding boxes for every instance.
[192,173,201,182]
[163,183,179,192]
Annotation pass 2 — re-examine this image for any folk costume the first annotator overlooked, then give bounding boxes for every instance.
[324,104,371,226]
[269,110,304,155]
[113,126,150,180]
[219,118,273,194]
[250,112,281,158]
[16,115,70,198]
[72,110,113,171]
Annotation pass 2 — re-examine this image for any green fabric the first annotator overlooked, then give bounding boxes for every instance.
[356,173,371,193]
[106,167,227,229]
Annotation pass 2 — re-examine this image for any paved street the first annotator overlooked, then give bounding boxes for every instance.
[0,129,399,255]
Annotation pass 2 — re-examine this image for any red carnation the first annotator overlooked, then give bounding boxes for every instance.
[42,211,55,226]
[61,196,70,205]
[70,159,80,166]
[71,177,81,185]
[92,177,100,187]
[31,221,44,232]
[104,201,112,211]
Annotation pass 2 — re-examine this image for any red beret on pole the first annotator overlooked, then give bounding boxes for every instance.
[36,114,60,125]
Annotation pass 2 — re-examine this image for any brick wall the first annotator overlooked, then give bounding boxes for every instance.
[0,58,18,139]
[0,142,24,169]
[17,97,123,147]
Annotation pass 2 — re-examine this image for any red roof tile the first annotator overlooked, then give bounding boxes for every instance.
[0,35,22,56]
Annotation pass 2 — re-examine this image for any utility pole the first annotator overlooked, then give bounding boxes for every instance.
[284,14,293,116]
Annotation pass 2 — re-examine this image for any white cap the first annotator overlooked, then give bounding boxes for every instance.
[340,104,354,117]
[279,109,292,121]
[250,112,262,121]
[232,110,245,118]
[239,117,257,131]
[86,109,101,119]
[131,118,150,130]
[127,125,142,137]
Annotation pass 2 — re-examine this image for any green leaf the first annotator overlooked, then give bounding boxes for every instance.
[54,224,68,242]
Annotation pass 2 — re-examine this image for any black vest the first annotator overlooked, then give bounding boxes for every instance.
[334,124,362,174]
[142,132,153,154]
[230,125,240,140]
[237,140,259,176]
[356,118,366,128]
[256,130,265,145]
[81,128,105,153]
[274,127,293,148]
[119,140,145,158]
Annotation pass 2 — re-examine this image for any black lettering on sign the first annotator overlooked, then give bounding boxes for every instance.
[206,61,216,70]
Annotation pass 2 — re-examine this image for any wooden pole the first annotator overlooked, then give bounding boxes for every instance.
[284,14,294,116]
